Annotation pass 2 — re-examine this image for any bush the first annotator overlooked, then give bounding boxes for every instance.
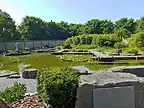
[140,47,144,51]
[125,47,139,54]
[63,44,72,49]
[0,82,25,102]
[129,32,144,47]
[114,42,126,49]
[65,34,119,47]
[37,68,79,108]
[56,45,63,50]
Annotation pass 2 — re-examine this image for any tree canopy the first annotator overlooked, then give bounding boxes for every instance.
[0,9,144,41]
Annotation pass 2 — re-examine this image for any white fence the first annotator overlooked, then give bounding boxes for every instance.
[0,40,65,50]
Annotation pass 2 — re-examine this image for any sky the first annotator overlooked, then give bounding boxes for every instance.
[0,0,144,24]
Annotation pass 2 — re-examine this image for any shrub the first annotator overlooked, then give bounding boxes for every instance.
[37,68,79,108]
[129,32,144,47]
[65,34,119,47]
[56,45,63,50]
[114,42,126,49]
[140,47,144,51]
[65,38,73,45]
[96,37,115,47]
[0,82,25,102]
[63,44,72,49]
[125,47,139,54]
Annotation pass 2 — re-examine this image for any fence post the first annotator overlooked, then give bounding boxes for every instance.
[41,41,42,48]
[47,40,49,47]
[4,41,7,51]
[55,40,56,46]
[24,41,26,49]
[32,41,34,49]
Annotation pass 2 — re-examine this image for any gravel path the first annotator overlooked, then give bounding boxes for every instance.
[0,77,37,93]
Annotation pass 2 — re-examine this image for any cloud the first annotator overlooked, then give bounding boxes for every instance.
[0,0,23,24]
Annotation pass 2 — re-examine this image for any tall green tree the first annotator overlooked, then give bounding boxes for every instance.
[100,20,114,34]
[18,16,47,40]
[114,18,136,38]
[85,19,102,34]
[136,17,144,32]
[0,9,16,50]
[68,23,86,36]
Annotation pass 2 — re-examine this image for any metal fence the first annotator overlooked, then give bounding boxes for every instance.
[0,40,65,50]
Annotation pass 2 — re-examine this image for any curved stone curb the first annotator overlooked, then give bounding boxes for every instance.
[0,70,18,78]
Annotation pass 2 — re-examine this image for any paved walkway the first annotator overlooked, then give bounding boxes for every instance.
[0,77,37,93]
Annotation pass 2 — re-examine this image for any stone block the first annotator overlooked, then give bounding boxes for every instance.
[75,71,144,108]
[22,69,37,79]
[111,66,144,77]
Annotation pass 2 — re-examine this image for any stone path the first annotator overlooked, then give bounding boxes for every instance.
[0,77,37,93]
[0,68,37,93]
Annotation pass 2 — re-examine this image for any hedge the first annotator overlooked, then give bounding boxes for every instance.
[65,34,120,47]
[37,67,79,108]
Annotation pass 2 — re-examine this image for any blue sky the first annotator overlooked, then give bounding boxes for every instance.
[0,0,144,24]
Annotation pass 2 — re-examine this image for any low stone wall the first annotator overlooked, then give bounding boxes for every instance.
[111,66,144,77]
[75,71,144,108]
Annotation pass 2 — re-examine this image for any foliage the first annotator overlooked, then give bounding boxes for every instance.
[2,8,144,42]
[136,17,144,32]
[63,44,72,49]
[0,9,17,43]
[0,82,25,102]
[65,34,118,47]
[125,47,139,54]
[114,18,136,35]
[114,42,126,49]
[37,68,79,108]
[129,32,144,47]
[56,45,63,50]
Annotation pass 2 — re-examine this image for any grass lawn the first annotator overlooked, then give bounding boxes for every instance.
[1,52,144,72]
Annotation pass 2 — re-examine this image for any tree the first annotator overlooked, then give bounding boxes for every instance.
[85,19,102,34]
[0,9,16,50]
[100,20,114,34]
[68,23,86,36]
[18,16,47,40]
[136,17,144,32]
[115,18,136,35]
